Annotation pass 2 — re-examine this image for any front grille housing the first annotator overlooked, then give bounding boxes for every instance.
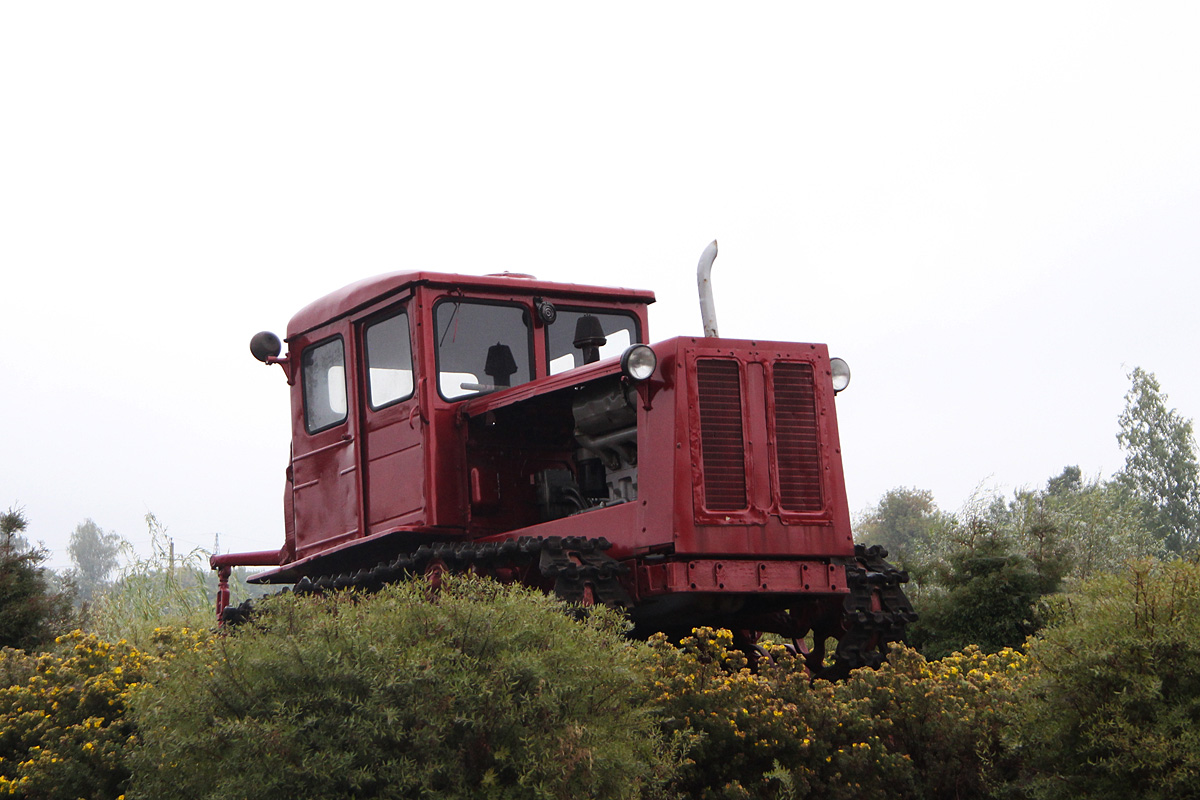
[694,356,825,516]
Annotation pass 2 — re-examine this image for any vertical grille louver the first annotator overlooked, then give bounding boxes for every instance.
[696,359,747,510]
[773,362,823,511]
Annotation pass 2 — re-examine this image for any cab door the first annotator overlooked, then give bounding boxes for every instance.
[357,302,426,531]
[290,324,362,557]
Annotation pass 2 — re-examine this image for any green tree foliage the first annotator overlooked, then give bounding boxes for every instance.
[129,578,677,800]
[1116,367,1200,554]
[854,487,954,564]
[0,507,73,651]
[68,519,122,605]
[907,527,1064,660]
[1035,466,1163,581]
[902,485,1071,659]
[1007,558,1200,799]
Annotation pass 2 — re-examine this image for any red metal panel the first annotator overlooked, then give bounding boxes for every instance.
[672,338,856,559]
[636,559,848,596]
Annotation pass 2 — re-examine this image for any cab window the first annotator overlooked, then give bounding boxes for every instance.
[301,337,347,433]
[364,309,414,409]
[547,309,640,375]
[434,299,533,400]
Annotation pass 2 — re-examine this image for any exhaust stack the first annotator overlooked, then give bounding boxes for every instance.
[697,240,719,338]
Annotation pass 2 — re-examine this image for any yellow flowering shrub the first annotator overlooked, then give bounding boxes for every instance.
[836,644,1030,798]
[0,628,208,800]
[644,628,915,800]
[644,629,1030,800]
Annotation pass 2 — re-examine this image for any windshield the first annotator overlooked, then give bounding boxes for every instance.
[434,299,533,400]
[547,309,639,375]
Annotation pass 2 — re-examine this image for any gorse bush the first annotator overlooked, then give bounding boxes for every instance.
[644,628,913,800]
[128,577,679,800]
[838,644,1028,799]
[10,556,1196,799]
[1007,558,1200,799]
[0,632,154,800]
[644,629,1029,800]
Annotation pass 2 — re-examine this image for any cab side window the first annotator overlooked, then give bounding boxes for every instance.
[302,337,347,433]
[365,310,414,409]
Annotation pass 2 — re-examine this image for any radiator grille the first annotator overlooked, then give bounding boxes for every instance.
[696,359,747,510]
[773,362,823,511]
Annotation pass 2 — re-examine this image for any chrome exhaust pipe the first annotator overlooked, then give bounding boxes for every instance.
[696,240,719,338]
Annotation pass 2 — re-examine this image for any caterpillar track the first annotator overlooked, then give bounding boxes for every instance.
[219,535,633,625]
[823,543,917,678]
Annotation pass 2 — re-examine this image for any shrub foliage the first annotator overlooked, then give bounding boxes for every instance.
[643,628,1028,799]
[9,560,1199,799]
[0,632,157,800]
[128,577,677,800]
[1008,558,1200,799]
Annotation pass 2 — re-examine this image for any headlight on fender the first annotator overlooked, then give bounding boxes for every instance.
[830,357,851,393]
[620,345,657,382]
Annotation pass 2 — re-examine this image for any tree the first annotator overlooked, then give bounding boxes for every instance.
[0,507,30,552]
[907,522,1065,660]
[0,506,73,650]
[1115,367,1200,554]
[1045,464,1081,496]
[1038,466,1163,581]
[855,487,953,562]
[68,518,122,604]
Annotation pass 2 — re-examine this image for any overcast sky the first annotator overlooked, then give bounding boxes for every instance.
[3,3,1198,570]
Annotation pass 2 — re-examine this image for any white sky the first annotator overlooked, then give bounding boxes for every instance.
[3,3,1198,569]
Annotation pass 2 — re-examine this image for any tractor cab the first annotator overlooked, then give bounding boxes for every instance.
[244,271,654,581]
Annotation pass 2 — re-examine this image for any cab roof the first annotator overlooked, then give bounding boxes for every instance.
[287,270,656,339]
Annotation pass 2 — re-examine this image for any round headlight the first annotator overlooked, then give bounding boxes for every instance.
[830,357,851,393]
[620,345,657,382]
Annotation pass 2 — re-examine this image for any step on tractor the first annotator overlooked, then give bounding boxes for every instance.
[212,242,914,677]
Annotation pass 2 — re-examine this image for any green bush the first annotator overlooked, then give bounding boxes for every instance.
[908,524,1066,660]
[1005,558,1200,799]
[86,514,220,649]
[128,577,678,800]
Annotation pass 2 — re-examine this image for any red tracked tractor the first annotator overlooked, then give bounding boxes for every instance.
[213,242,914,677]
